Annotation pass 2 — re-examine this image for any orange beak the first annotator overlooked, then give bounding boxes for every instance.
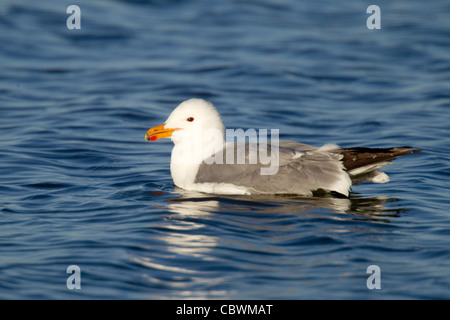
[145,123,180,141]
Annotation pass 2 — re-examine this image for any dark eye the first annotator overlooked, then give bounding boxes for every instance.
[187,117,194,122]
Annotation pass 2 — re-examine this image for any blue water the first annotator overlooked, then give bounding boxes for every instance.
[1,0,449,299]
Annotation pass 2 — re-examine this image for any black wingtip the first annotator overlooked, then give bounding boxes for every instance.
[391,147,422,155]
[336,146,422,172]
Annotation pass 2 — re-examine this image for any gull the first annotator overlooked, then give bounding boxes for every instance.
[145,98,421,196]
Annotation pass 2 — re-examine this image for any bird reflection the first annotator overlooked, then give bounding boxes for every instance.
[133,189,408,298]
[154,188,407,264]
[167,187,404,221]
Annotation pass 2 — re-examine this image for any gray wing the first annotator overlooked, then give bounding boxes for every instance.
[195,141,351,196]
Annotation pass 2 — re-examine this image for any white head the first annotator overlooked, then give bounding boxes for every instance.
[146,97,225,161]
[167,99,225,144]
[145,98,225,143]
